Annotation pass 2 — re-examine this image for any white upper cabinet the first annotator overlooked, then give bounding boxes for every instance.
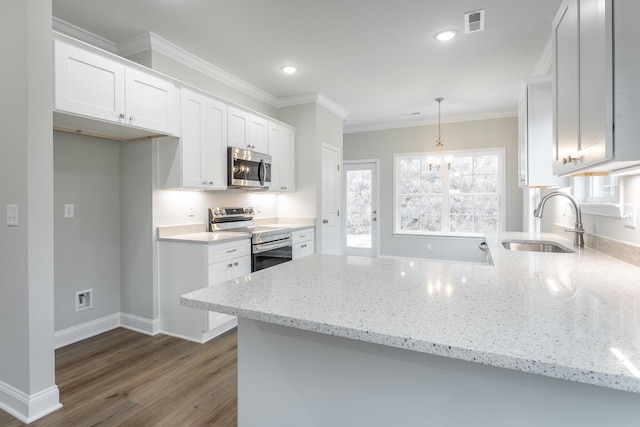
[158,88,227,190]
[124,67,180,135]
[552,0,640,175]
[54,37,180,140]
[54,39,126,124]
[518,76,568,188]
[268,121,296,192]
[227,106,269,154]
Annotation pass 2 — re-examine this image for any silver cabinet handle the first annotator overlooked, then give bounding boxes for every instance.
[562,155,577,165]
[227,263,233,268]
[129,116,135,122]
[301,244,306,249]
[322,219,329,224]
[234,262,239,266]
[372,217,377,221]
[118,113,125,120]
[226,249,237,253]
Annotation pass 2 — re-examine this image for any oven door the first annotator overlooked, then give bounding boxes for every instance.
[228,147,272,189]
[252,239,292,272]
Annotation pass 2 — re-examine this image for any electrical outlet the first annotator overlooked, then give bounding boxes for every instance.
[624,204,636,229]
[75,289,93,312]
[64,204,75,218]
[426,244,432,251]
[6,205,18,226]
[188,204,195,217]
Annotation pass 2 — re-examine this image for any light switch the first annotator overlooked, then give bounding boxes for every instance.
[64,204,75,218]
[6,205,18,226]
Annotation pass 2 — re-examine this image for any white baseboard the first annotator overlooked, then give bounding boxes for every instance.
[160,318,237,344]
[54,313,121,349]
[120,312,160,336]
[0,382,61,424]
[54,312,159,349]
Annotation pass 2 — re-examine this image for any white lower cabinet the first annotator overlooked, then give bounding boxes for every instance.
[159,239,250,342]
[292,228,314,260]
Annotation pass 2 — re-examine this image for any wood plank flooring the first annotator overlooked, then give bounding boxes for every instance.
[0,328,237,426]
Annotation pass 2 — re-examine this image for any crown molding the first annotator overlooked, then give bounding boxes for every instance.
[52,17,118,53]
[532,33,553,76]
[316,94,350,119]
[117,31,279,107]
[343,110,517,134]
[276,93,349,119]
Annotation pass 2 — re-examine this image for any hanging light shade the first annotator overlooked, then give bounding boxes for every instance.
[428,97,453,171]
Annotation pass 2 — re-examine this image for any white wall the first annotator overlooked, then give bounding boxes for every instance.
[54,132,121,331]
[344,117,521,261]
[0,0,60,421]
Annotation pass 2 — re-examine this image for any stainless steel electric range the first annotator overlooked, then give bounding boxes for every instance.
[208,207,292,272]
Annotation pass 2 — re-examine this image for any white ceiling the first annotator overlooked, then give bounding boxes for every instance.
[52,0,562,132]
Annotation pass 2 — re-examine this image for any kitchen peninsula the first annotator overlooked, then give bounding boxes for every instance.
[182,232,640,426]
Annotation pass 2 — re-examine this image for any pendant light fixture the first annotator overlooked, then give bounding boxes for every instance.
[429,97,453,171]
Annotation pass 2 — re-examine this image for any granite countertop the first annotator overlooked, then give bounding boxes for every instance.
[158,231,251,244]
[157,222,314,244]
[181,231,640,393]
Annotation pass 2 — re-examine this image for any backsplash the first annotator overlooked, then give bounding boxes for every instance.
[552,224,640,267]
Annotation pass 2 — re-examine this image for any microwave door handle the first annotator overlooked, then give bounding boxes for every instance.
[259,159,265,186]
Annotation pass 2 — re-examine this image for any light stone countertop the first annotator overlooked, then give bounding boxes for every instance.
[157,231,250,244]
[181,231,640,393]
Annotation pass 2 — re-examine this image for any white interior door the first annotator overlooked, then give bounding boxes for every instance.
[343,161,379,257]
[321,144,341,255]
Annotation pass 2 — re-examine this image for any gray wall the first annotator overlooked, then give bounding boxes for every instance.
[344,117,521,261]
[54,132,121,331]
[0,0,58,417]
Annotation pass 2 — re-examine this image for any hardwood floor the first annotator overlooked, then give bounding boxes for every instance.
[0,328,238,426]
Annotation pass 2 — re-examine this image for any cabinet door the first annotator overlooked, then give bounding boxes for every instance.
[202,98,228,189]
[293,241,314,260]
[517,88,528,188]
[280,127,296,192]
[227,255,251,281]
[180,89,208,188]
[249,115,269,153]
[125,67,179,135]
[269,123,296,192]
[553,0,580,175]
[54,40,125,123]
[577,0,613,167]
[228,106,250,149]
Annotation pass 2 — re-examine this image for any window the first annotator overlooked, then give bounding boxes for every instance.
[394,148,505,236]
[573,175,622,217]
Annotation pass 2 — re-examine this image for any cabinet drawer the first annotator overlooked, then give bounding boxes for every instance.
[292,228,314,244]
[208,239,251,264]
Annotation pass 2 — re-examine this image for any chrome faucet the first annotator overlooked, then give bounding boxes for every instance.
[533,191,585,247]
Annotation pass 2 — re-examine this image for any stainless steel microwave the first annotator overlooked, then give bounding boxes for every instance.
[227,147,272,190]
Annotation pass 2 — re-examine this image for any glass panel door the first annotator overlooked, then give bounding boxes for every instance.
[344,161,378,257]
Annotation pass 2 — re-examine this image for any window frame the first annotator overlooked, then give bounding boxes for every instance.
[393,147,507,237]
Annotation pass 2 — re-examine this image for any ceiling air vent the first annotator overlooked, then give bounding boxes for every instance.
[464,9,485,33]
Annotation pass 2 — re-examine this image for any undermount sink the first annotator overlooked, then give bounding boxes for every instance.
[501,240,574,253]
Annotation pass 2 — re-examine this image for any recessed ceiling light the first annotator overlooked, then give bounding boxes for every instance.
[435,30,458,42]
[281,65,299,74]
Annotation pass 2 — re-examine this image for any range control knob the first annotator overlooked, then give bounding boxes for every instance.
[220,209,226,215]
[213,209,220,216]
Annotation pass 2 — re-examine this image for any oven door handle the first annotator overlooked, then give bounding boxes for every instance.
[253,238,292,254]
